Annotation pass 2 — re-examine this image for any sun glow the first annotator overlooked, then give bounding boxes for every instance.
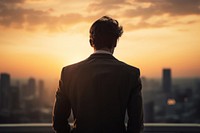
[0,0,200,81]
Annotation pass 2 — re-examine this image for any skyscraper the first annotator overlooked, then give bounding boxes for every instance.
[10,86,20,110]
[0,73,11,110]
[38,79,45,107]
[162,68,172,93]
[27,77,36,98]
[23,78,37,112]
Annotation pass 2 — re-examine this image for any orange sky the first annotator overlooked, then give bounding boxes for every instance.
[0,0,200,81]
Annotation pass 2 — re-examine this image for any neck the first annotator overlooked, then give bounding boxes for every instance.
[94,47,114,54]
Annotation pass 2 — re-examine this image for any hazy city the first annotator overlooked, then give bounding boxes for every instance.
[0,68,200,124]
[0,1,200,132]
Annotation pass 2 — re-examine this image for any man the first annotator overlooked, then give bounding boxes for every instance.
[53,16,143,133]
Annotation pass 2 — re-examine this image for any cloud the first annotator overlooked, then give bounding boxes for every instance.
[88,0,200,17]
[0,0,85,31]
[124,20,168,31]
[0,0,25,4]
[124,0,200,18]
[88,0,128,12]
[0,0,200,32]
[88,0,200,30]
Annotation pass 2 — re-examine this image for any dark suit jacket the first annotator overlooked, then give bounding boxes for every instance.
[53,53,143,133]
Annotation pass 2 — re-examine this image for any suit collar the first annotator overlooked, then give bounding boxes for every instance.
[88,53,117,60]
[93,50,112,55]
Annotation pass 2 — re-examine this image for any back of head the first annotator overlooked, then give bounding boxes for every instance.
[89,16,123,50]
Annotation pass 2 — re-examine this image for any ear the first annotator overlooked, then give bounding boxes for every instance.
[89,39,94,47]
[113,40,117,47]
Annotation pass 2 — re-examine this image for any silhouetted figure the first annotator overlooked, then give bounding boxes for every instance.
[53,16,143,133]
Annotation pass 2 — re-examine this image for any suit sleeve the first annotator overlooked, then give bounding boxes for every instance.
[127,69,144,133]
[53,68,71,133]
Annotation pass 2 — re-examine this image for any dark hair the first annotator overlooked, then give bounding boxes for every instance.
[89,16,123,49]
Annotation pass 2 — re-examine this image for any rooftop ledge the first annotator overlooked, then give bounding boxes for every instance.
[0,123,200,133]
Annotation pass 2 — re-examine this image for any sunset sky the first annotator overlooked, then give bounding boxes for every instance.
[0,0,200,81]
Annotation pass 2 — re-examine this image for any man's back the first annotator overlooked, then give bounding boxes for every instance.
[53,16,143,133]
[53,53,143,133]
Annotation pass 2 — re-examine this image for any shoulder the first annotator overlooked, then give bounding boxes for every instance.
[117,60,140,76]
[61,59,88,74]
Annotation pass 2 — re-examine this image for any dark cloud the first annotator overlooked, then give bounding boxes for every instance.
[0,0,200,32]
[124,0,200,18]
[123,0,200,30]
[88,0,200,30]
[0,0,25,4]
[88,0,200,17]
[0,0,85,31]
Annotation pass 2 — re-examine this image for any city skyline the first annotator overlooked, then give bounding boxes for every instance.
[1,68,200,123]
[1,67,199,94]
[0,0,200,79]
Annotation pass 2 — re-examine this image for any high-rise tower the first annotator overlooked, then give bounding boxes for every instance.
[27,77,36,98]
[162,68,172,93]
[0,73,11,110]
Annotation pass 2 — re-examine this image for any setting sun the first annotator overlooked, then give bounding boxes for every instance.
[0,0,200,128]
[0,0,200,81]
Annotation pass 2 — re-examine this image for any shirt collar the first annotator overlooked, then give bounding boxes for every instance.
[93,50,112,55]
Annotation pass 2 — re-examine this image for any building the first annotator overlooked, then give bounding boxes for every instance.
[0,73,11,110]
[27,77,36,98]
[162,68,172,93]
[38,79,45,107]
[144,101,154,123]
[10,86,20,110]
